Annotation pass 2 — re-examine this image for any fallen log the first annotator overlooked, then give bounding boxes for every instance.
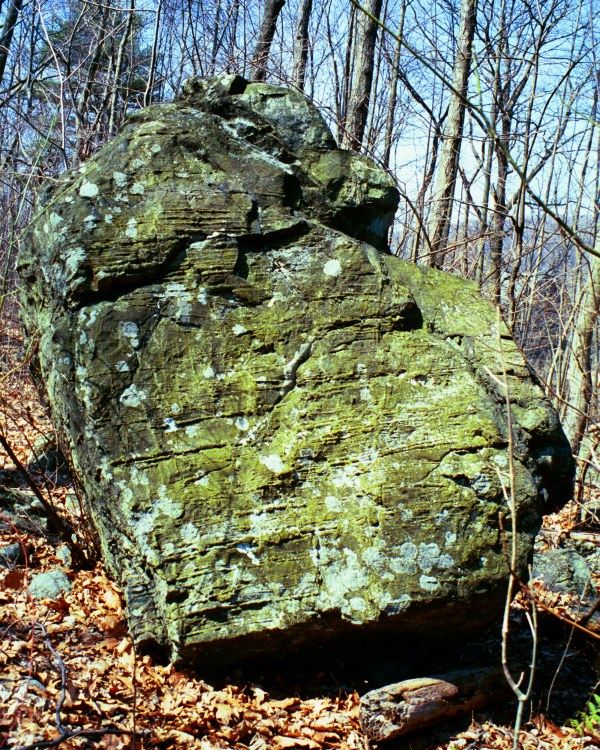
[359,665,509,742]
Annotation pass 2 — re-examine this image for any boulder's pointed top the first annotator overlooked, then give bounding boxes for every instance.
[179,74,337,153]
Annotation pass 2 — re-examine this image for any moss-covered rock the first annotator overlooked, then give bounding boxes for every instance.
[18,75,574,665]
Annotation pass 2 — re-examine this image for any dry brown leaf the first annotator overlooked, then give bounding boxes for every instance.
[274,736,322,749]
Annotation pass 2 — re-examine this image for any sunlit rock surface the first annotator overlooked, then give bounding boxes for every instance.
[18,75,573,664]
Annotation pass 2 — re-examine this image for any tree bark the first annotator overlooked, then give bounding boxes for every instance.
[341,0,383,151]
[292,0,312,90]
[250,0,285,82]
[563,237,600,460]
[0,0,24,86]
[108,0,136,135]
[425,0,477,267]
[382,0,405,168]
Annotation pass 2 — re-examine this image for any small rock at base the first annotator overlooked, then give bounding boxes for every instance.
[0,543,24,568]
[28,570,72,599]
[532,548,595,600]
[56,544,72,568]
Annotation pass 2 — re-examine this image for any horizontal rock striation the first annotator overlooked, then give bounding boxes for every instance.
[19,75,573,664]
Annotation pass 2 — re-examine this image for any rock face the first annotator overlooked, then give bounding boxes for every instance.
[19,75,573,664]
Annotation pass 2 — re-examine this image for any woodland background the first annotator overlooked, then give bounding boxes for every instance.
[2,0,600,748]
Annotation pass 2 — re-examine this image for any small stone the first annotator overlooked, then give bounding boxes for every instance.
[26,433,69,478]
[0,543,24,568]
[56,544,72,568]
[64,492,81,515]
[28,570,72,600]
[532,548,595,600]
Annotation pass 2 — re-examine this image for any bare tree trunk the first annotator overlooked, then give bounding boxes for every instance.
[426,0,477,267]
[0,0,24,85]
[108,0,136,135]
[563,239,600,459]
[250,0,285,82]
[144,0,162,106]
[489,117,508,306]
[382,0,405,168]
[73,5,110,160]
[292,0,312,90]
[338,3,357,141]
[341,0,383,151]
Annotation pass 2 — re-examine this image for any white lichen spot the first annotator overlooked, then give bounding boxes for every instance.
[64,246,86,277]
[157,485,182,518]
[185,424,201,438]
[325,495,342,512]
[116,360,130,372]
[445,531,457,546]
[125,218,138,239]
[236,543,260,565]
[163,417,179,433]
[79,181,99,198]
[194,475,210,486]
[480,556,488,567]
[202,365,215,379]
[104,214,113,224]
[232,324,247,336]
[417,543,441,573]
[130,182,145,195]
[100,457,113,481]
[420,574,440,592]
[259,454,285,473]
[331,465,359,489]
[130,466,149,486]
[180,523,199,544]
[43,212,63,234]
[360,387,373,402]
[119,383,147,408]
[323,259,342,277]
[349,597,367,612]
[392,541,418,574]
[397,503,414,521]
[197,288,208,305]
[113,172,128,188]
[131,158,146,169]
[493,454,508,467]
[234,417,249,431]
[267,292,285,308]
[437,553,455,569]
[119,321,139,348]
[150,144,162,154]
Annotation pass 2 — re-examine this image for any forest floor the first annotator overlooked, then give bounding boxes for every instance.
[1,316,600,750]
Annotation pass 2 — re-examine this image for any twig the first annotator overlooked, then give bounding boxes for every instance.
[13,727,136,749]
[12,623,139,750]
[494,306,537,750]
[0,432,88,568]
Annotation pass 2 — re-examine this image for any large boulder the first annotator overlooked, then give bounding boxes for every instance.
[18,75,574,665]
